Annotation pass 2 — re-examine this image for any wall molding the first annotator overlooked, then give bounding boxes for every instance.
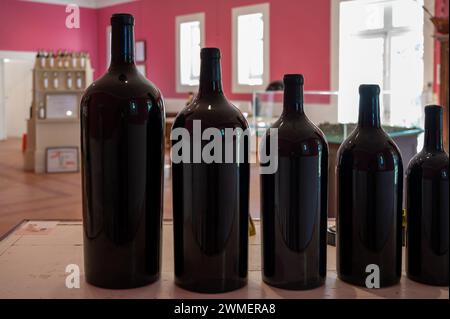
[22,0,136,9]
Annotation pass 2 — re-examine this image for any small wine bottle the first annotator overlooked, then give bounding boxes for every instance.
[172,48,249,293]
[336,85,403,287]
[56,50,63,68]
[43,72,49,89]
[261,74,328,290]
[66,72,72,89]
[52,72,59,89]
[38,102,45,119]
[48,51,55,68]
[40,51,46,68]
[406,105,449,286]
[76,72,83,89]
[80,52,86,68]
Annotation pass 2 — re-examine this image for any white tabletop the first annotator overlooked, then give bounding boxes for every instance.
[0,220,447,299]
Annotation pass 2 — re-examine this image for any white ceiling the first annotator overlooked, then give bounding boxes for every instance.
[22,0,137,9]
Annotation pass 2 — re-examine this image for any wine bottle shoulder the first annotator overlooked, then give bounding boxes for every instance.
[407,150,449,177]
[337,127,402,171]
[269,115,328,153]
[173,96,248,131]
[82,68,162,102]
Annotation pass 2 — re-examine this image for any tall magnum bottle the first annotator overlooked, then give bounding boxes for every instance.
[336,85,403,287]
[406,105,449,286]
[80,14,165,288]
[171,48,249,293]
[260,74,328,289]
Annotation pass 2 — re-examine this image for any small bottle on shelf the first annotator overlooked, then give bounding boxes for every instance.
[76,72,83,89]
[43,72,49,89]
[48,51,55,68]
[66,72,73,89]
[71,52,77,68]
[38,102,45,119]
[40,51,47,68]
[63,50,70,68]
[52,72,59,89]
[80,52,86,68]
[56,50,63,68]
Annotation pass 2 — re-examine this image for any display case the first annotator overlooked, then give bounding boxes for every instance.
[251,90,423,217]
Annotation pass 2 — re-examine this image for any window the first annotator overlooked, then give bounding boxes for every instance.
[338,0,426,127]
[232,3,270,93]
[176,13,205,92]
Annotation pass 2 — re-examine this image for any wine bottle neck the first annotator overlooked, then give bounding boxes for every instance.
[358,86,381,128]
[198,55,223,97]
[424,105,444,152]
[283,79,304,115]
[110,22,134,66]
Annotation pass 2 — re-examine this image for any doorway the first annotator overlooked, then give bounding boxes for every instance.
[0,51,35,140]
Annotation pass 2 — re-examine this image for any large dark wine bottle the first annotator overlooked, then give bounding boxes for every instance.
[406,105,449,286]
[80,13,165,289]
[172,48,249,293]
[260,74,328,289]
[336,85,403,287]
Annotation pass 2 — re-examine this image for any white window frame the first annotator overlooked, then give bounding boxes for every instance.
[232,3,270,94]
[175,12,205,93]
[330,0,435,123]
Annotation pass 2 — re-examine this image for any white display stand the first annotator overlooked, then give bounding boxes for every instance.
[23,52,93,173]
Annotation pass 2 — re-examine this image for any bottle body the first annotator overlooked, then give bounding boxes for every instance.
[406,105,449,286]
[81,14,165,289]
[172,48,249,293]
[261,74,328,289]
[336,85,403,287]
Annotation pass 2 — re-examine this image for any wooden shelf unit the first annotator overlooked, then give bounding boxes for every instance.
[24,52,93,173]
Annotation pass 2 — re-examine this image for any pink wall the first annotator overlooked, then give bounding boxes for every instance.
[0,0,330,101]
[0,0,99,77]
[434,0,449,96]
[96,0,331,101]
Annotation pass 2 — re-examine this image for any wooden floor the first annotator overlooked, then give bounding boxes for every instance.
[0,138,261,238]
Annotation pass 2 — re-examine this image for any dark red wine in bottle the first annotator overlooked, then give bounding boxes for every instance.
[260,74,328,289]
[406,105,449,286]
[172,48,249,293]
[336,85,403,287]
[80,13,165,289]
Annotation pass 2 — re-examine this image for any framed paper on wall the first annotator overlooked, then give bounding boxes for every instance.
[135,40,146,62]
[46,147,79,173]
